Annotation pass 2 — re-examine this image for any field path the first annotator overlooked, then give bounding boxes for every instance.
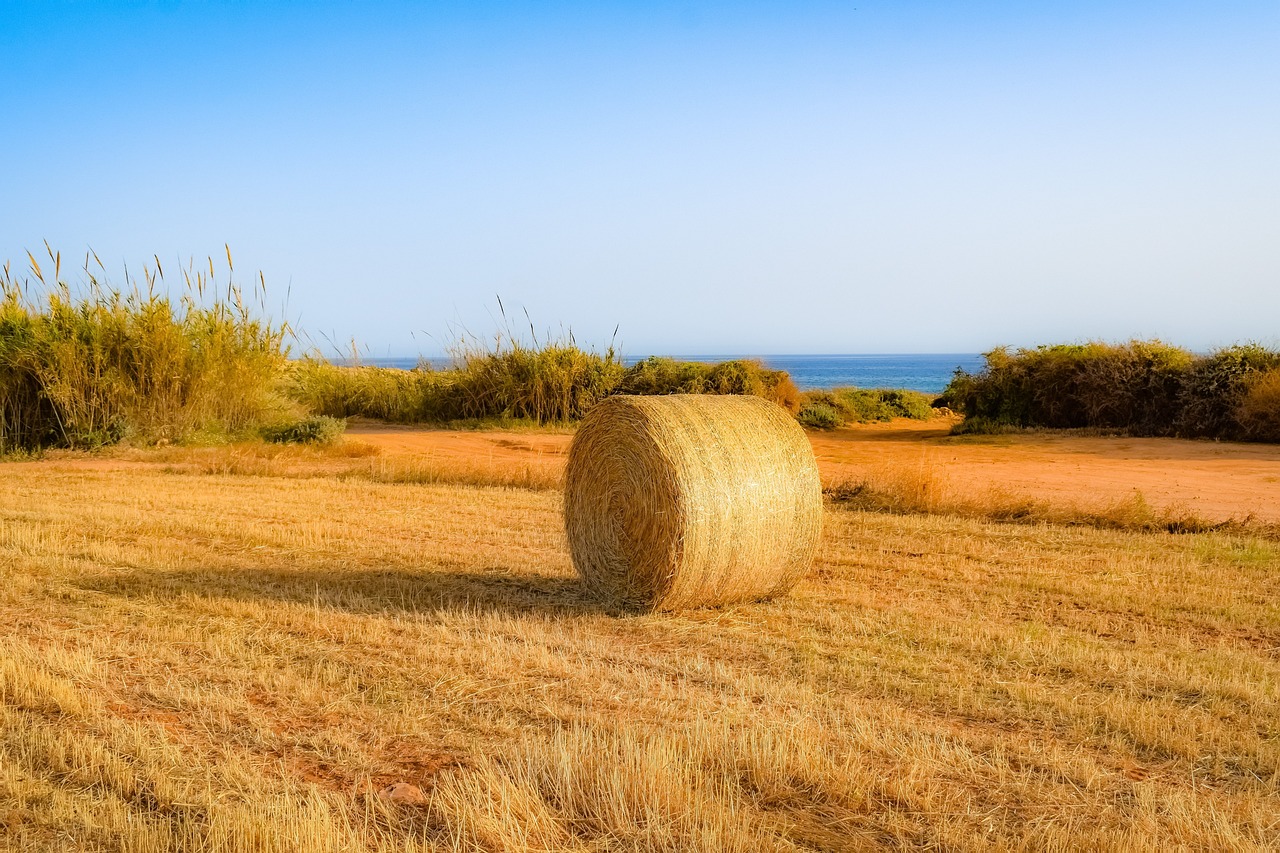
[347,419,1280,523]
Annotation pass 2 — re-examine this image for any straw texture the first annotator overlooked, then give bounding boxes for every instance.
[564,394,823,611]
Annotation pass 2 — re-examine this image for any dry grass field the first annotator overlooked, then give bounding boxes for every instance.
[2,426,1279,850]
[342,419,1280,526]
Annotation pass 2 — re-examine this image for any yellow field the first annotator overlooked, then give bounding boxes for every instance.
[2,438,1279,851]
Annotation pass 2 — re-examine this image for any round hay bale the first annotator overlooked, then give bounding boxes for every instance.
[564,394,822,611]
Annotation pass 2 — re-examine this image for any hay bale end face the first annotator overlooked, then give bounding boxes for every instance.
[564,394,823,611]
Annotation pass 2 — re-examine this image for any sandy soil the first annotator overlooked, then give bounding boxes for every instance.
[346,419,1280,523]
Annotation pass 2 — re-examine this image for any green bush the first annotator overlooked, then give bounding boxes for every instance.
[1075,340,1192,434]
[293,352,807,426]
[617,356,711,395]
[1176,344,1280,438]
[795,388,936,427]
[262,415,346,445]
[833,387,935,422]
[948,415,1022,436]
[797,402,841,430]
[617,357,801,413]
[942,340,1280,440]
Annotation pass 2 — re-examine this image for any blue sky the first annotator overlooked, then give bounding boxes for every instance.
[3,1,1277,357]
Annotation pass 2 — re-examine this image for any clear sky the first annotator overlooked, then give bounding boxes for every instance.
[3,1,1277,357]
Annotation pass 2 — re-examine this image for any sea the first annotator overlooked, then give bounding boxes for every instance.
[334,354,984,395]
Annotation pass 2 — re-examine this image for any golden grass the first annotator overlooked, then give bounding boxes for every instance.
[825,449,1280,537]
[1,443,1279,850]
[116,440,564,492]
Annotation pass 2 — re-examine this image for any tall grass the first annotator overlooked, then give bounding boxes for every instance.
[294,350,805,426]
[0,247,289,452]
[3,246,936,442]
[944,340,1280,441]
[287,362,449,423]
[451,340,625,422]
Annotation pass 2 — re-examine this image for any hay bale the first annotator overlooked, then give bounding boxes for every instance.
[564,394,822,611]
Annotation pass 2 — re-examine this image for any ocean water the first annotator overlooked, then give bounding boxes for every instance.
[336,354,984,395]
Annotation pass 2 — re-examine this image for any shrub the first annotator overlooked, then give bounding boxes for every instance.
[617,357,802,413]
[617,356,711,395]
[290,352,807,426]
[948,415,1022,436]
[1237,368,1280,442]
[796,388,936,427]
[1074,340,1192,433]
[943,340,1280,441]
[1176,344,1280,439]
[942,343,1112,429]
[833,387,935,422]
[262,415,346,445]
[797,402,841,430]
[705,360,801,413]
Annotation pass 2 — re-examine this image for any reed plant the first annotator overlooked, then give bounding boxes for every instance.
[449,339,624,423]
[0,246,289,452]
[286,361,450,423]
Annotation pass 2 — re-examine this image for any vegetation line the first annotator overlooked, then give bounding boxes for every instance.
[7,247,1279,454]
[941,340,1280,441]
[1,246,941,453]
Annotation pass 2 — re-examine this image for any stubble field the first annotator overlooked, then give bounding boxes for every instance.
[1,423,1278,851]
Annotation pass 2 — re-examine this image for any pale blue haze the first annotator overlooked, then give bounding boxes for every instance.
[2,2,1277,356]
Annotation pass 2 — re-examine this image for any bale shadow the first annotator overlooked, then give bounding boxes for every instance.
[81,562,613,620]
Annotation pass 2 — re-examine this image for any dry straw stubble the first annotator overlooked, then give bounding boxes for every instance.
[564,394,822,611]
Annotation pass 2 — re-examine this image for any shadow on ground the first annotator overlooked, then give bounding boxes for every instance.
[81,562,612,619]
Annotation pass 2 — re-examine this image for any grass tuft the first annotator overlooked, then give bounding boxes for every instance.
[262,415,346,445]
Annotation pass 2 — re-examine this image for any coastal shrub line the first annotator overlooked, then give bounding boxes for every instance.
[291,354,946,430]
[942,340,1280,441]
[0,247,939,452]
[0,244,949,453]
[290,353,811,426]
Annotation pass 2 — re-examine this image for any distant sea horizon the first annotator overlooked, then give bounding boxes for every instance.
[320,353,985,395]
